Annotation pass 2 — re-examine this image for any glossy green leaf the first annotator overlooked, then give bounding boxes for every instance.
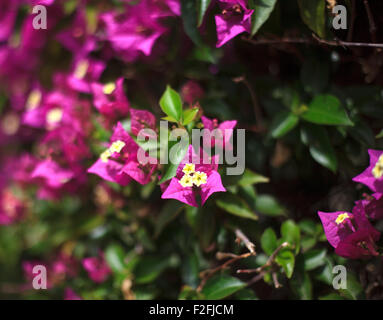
[159,85,183,122]
[158,140,188,184]
[302,95,353,126]
[300,124,337,172]
[297,0,326,38]
[261,228,278,255]
[216,193,258,220]
[238,169,269,186]
[276,248,295,278]
[270,111,299,138]
[134,256,173,284]
[290,271,313,300]
[182,108,199,125]
[154,200,185,237]
[197,0,212,26]
[303,248,327,271]
[281,220,301,254]
[105,244,127,274]
[249,0,278,35]
[181,0,203,46]
[255,194,286,217]
[202,275,246,300]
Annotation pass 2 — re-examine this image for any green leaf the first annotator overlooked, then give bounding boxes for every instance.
[281,220,301,254]
[249,0,278,35]
[297,0,326,38]
[159,85,183,122]
[202,275,246,300]
[134,256,174,284]
[216,194,258,220]
[339,273,364,300]
[255,194,286,217]
[197,0,212,26]
[238,169,269,186]
[303,248,327,271]
[105,244,127,274]
[290,271,313,300]
[158,140,189,184]
[181,0,203,46]
[270,111,299,138]
[275,248,295,278]
[300,124,338,172]
[182,108,199,125]
[233,288,258,300]
[302,95,353,126]
[261,228,278,255]
[154,200,185,238]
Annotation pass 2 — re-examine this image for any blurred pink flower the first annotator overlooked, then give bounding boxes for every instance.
[82,253,111,283]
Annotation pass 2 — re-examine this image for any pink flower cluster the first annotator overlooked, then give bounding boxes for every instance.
[318,149,383,259]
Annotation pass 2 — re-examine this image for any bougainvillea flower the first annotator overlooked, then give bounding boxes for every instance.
[91,78,130,123]
[67,55,105,93]
[145,0,181,18]
[0,1,19,42]
[201,116,237,150]
[64,288,82,300]
[88,122,157,185]
[130,108,156,137]
[82,253,111,283]
[356,193,383,220]
[353,149,383,193]
[215,0,254,48]
[22,89,79,131]
[0,189,25,225]
[56,7,96,54]
[40,125,91,164]
[318,202,380,259]
[161,145,226,207]
[335,228,380,259]
[181,80,204,105]
[100,3,167,61]
[31,159,74,189]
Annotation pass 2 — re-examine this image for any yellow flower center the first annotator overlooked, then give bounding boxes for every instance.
[193,171,207,187]
[26,90,42,110]
[46,108,63,124]
[103,82,116,95]
[74,60,89,79]
[178,164,208,188]
[372,154,383,179]
[179,174,193,188]
[182,163,195,175]
[335,213,350,225]
[109,140,126,153]
[100,140,126,163]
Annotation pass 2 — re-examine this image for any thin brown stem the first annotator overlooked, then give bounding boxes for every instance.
[242,34,383,49]
[235,228,256,254]
[347,0,356,42]
[363,0,377,43]
[232,76,265,133]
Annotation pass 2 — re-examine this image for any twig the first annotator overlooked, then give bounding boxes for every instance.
[363,0,377,43]
[347,0,356,42]
[232,76,266,133]
[272,272,281,288]
[242,34,383,49]
[197,252,253,292]
[235,228,256,254]
[237,242,289,275]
